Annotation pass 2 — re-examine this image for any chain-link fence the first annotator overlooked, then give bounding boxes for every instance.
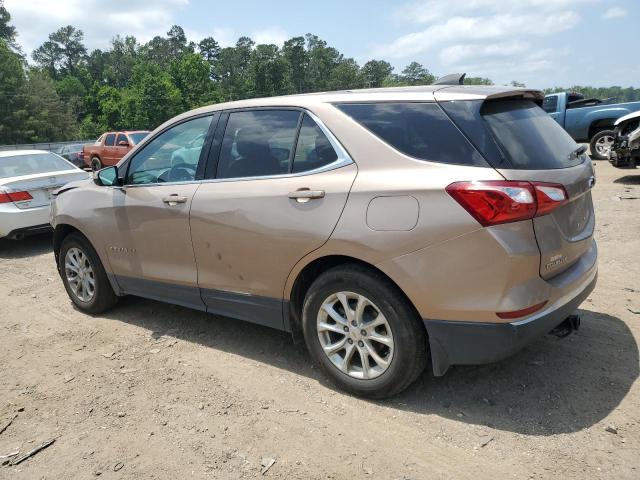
[0,140,94,154]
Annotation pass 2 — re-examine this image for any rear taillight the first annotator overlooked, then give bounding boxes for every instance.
[496,301,547,319]
[446,180,568,226]
[533,183,569,215]
[0,190,34,204]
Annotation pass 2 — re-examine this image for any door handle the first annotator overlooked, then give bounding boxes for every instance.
[162,195,188,206]
[288,189,325,203]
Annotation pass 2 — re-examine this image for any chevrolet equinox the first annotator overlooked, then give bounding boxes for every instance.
[51,84,597,398]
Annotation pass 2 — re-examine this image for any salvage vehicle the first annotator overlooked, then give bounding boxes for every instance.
[82,131,149,171]
[0,150,89,240]
[58,143,85,168]
[543,91,640,160]
[609,111,640,169]
[51,83,597,398]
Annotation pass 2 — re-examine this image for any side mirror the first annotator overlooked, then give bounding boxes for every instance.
[118,140,129,147]
[95,166,121,187]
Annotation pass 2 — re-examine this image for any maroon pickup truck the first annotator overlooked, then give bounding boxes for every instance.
[83,131,149,171]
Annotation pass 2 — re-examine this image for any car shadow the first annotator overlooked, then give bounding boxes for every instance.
[0,233,53,259]
[104,297,638,436]
[614,174,640,185]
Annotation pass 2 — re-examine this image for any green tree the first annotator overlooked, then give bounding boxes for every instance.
[464,76,494,85]
[32,25,87,78]
[170,52,218,109]
[20,71,78,141]
[328,58,362,91]
[247,44,292,97]
[198,36,220,64]
[0,41,26,143]
[361,60,393,88]
[0,0,19,53]
[305,34,342,91]
[283,36,308,92]
[400,62,435,85]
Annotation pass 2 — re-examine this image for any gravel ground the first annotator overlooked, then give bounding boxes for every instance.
[0,160,639,479]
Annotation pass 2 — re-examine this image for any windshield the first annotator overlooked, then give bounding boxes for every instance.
[129,132,150,145]
[0,153,77,179]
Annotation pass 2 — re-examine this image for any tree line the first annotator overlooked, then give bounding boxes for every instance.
[1,2,639,145]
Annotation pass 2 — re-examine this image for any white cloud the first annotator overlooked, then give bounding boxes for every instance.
[394,0,595,24]
[251,27,289,46]
[5,0,289,56]
[603,6,626,19]
[374,12,580,59]
[5,0,188,53]
[379,0,593,81]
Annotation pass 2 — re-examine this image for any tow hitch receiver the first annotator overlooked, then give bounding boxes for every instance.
[550,314,581,338]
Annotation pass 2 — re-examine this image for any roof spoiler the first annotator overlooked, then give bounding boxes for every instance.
[432,73,466,86]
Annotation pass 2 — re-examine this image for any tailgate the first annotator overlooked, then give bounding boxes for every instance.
[498,160,595,279]
[439,95,596,280]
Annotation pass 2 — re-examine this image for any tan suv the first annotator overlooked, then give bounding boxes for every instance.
[51,85,597,398]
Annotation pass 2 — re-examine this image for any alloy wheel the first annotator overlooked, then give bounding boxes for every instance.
[595,135,614,157]
[65,247,96,302]
[316,291,394,379]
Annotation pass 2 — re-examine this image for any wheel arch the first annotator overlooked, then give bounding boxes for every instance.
[53,222,121,295]
[588,118,617,139]
[286,254,425,342]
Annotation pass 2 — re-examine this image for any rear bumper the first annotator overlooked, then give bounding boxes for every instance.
[0,204,51,238]
[424,266,597,376]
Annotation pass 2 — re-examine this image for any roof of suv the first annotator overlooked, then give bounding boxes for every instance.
[161,85,544,132]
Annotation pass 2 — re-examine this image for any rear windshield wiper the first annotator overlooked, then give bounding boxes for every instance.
[570,145,588,158]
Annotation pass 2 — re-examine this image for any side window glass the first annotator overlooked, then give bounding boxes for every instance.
[292,115,338,173]
[216,110,301,179]
[126,115,213,185]
[104,134,116,146]
[542,96,558,113]
[116,133,128,145]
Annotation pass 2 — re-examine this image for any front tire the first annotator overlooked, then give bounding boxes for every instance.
[302,264,427,399]
[59,233,118,314]
[90,156,102,171]
[590,130,615,160]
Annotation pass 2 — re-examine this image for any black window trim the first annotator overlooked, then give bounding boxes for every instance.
[202,106,353,182]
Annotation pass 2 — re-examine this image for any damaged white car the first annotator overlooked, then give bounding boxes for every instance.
[609,111,640,169]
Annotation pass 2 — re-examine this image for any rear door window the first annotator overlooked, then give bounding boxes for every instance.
[292,114,338,173]
[116,133,128,146]
[216,110,301,179]
[336,102,487,166]
[104,134,116,147]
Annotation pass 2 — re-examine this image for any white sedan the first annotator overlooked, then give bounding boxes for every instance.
[0,150,90,240]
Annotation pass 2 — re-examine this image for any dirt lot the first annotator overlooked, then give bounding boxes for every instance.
[0,160,639,479]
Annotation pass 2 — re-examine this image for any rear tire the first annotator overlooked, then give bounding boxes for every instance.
[302,264,427,399]
[589,130,615,160]
[59,232,118,314]
[90,156,102,171]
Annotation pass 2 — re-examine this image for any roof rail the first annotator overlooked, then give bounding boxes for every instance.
[432,73,466,86]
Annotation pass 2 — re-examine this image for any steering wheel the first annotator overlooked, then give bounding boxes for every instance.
[166,162,197,182]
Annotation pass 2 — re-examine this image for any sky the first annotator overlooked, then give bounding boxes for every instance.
[4,0,639,89]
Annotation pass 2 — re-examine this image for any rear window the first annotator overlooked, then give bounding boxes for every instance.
[336,103,487,166]
[481,100,581,169]
[0,153,77,179]
[441,99,583,170]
